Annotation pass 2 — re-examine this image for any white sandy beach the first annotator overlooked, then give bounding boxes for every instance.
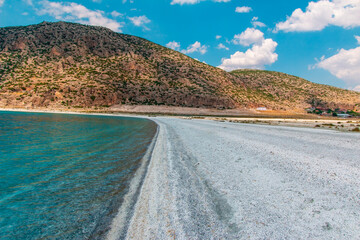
[107,117,360,240]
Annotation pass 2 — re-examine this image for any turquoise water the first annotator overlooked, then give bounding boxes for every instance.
[0,111,156,239]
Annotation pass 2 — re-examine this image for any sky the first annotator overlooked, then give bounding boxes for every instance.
[0,0,360,91]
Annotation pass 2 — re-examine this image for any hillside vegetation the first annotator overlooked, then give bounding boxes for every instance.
[0,21,359,112]
[230,70,360,111]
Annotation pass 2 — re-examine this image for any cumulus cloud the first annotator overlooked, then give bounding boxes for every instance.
[317,43,360,88]
[170,0,230,5]
[0,0,4,7]
[217,43,229,50]
[37,0,123,32]
[128,15,151,29]
[219,28,278,71]
[235,6,252,13]
[181,41,208,54]
[276,0,360,32]
[232,28,264,46]
[166,41,181,50]
[219,39,278,71]
[216,35,222,39]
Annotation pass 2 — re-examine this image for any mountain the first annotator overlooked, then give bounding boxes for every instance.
[0,21,240,109]
[0,21,359,112]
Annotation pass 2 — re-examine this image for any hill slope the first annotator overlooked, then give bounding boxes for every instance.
[230,70,360,111]
[0,21,359,112]
[0,21,241,109]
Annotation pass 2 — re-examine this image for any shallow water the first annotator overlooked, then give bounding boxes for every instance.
[0,111,156,239]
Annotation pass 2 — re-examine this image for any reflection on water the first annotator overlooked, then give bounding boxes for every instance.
[0,111,156,239]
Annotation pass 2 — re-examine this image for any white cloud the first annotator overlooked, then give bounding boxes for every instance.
[181,41,208,54]
[219,28,278,71]
[0,0,4,7]
[233,28,264,46]
[219,39,278,71]
[92,0,101,3]
[166,41,181,50]
[252,21,266,28]
[217,43,229,50]
[216,35,222,39]
[356,35,360,44]
[252,17,266,28]
[128,15,151,29]
[37,0,123,32]
[111,10,123,18]
[235,6,252,13]
[166,41,207,54]
[276,0,360,32]
[170,0,230,5]
[317,45,360,88]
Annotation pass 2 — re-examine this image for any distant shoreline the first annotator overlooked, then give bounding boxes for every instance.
[1,106,359,132]
[0,105,337,118]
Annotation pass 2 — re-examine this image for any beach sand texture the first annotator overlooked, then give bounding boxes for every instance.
[109,118,360,239]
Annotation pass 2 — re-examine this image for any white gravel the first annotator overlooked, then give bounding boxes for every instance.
[109,117,360,239]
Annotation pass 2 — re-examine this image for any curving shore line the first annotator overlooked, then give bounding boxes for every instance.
[106,118,234,239]
[107,117,360,239]
[105,121,159,240]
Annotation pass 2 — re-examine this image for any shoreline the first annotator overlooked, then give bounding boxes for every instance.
[106,123,160,240]
[1,107,359,132]
[115,117,360,239]
[0,105,337,119]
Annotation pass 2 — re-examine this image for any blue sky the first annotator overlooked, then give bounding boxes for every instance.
[1,0,360,90]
